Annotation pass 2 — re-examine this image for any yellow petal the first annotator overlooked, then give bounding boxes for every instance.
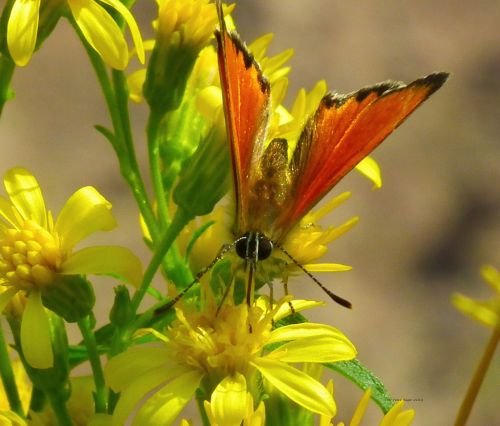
[267,323,350,345]
[451,293,499,328]
[355,155,382,189]
[105,345,171,391]
[132,370,204,426]
[350,388,371,426]
[55,186,116,250]
[248,33,273,59]
[100,0,145,64]
[4,168,46,227]
[68,0,128,70]
[61,246,142,287]
[251,357,335,417]
[0,410,28,425]
[0,195,20,228]
[272,299,325,322]
[308,192,351,223]
[111,365,180,425]
[481,265,500,294]
[7,0,41,66]
[380,400,415,426]
[127,68,147,103]
[0,287,19,313]
[21,291,53,369]
[268,335,356,363]
[210,374,248,426]
[267,324,356,363]
[304,263,352,273]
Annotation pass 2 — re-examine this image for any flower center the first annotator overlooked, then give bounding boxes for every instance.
[168,302,272,378]
[0,219,61,290]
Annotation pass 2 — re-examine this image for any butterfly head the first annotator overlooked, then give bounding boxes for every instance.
[235,232,274,262]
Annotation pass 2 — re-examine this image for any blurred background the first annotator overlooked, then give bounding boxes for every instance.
[1,0,499,424]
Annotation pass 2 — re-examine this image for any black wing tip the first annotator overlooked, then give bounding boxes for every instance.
[322,71,449,108]
[413,71,450,94]
[215,24,271,94]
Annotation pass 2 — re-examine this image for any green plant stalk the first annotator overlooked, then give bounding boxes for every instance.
[0,324,24,416]
[77,316,107,413]
[454,325,500,426]
[131,207,193,313]
[68,17,158,239]
[47,389,73,426]
[0,54,15,117]
[147,109,170,226]
[196,391,210,426]
[147,109,194,287]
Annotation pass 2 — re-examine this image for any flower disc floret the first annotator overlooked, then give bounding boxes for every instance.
[0,219,61,290]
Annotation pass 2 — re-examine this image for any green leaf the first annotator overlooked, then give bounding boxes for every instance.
[41,275,95,323]
[325,359,394,413]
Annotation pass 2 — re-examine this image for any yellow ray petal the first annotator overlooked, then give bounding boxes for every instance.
[0,287,19,313]
[68,0,128,70]
[251,357,335,417]
[105,345,171,391]
[272,299,325,322]
[21,290,53,368]
[210,374,248,426]
[111,365,178,425]
[60,246,142,287]
[7,0,41,66]
[100,0,145,63]
[4,168,46,227]
[132,370,204,426]
[355,155,382,189]
[267,335,356,363]
[55,186,116,250]
[0,195,20,227]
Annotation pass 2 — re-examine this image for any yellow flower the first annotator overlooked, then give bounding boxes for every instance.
[0,410,27,425]
[155,0,232,50]
[204,389,265,426]
[320,385,415,426]
[276,192,358,275]
[452,265,500,328]
[105,295,356,425]
[0,167,142,368]
[7,0,144,68]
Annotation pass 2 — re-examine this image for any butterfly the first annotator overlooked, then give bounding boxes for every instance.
[158,2,448,313]
[211,1,448,308]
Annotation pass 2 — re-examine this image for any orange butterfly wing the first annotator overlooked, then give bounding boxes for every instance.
[274,73,449,238]
[215,3,271,235]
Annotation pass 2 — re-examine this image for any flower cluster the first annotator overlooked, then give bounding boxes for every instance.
[0,0,458,425]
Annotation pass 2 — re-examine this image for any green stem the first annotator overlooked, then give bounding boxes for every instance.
[147,109,169,226]
[111,68,160,237]
[0,324,24,416]
[131,208,192,313]
[68,17,158,239]
[0,54,15,117]
[196,392,210,426]
[47,390,73,426]
[77,316,107,413]
[454,326,500,426]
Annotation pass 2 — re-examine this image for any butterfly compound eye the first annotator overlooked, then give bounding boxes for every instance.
[235,233,274,261]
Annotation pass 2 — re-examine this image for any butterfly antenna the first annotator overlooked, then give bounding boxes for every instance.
[215,0,226,34]
[154,242,237,316]
[276,244,352,309]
